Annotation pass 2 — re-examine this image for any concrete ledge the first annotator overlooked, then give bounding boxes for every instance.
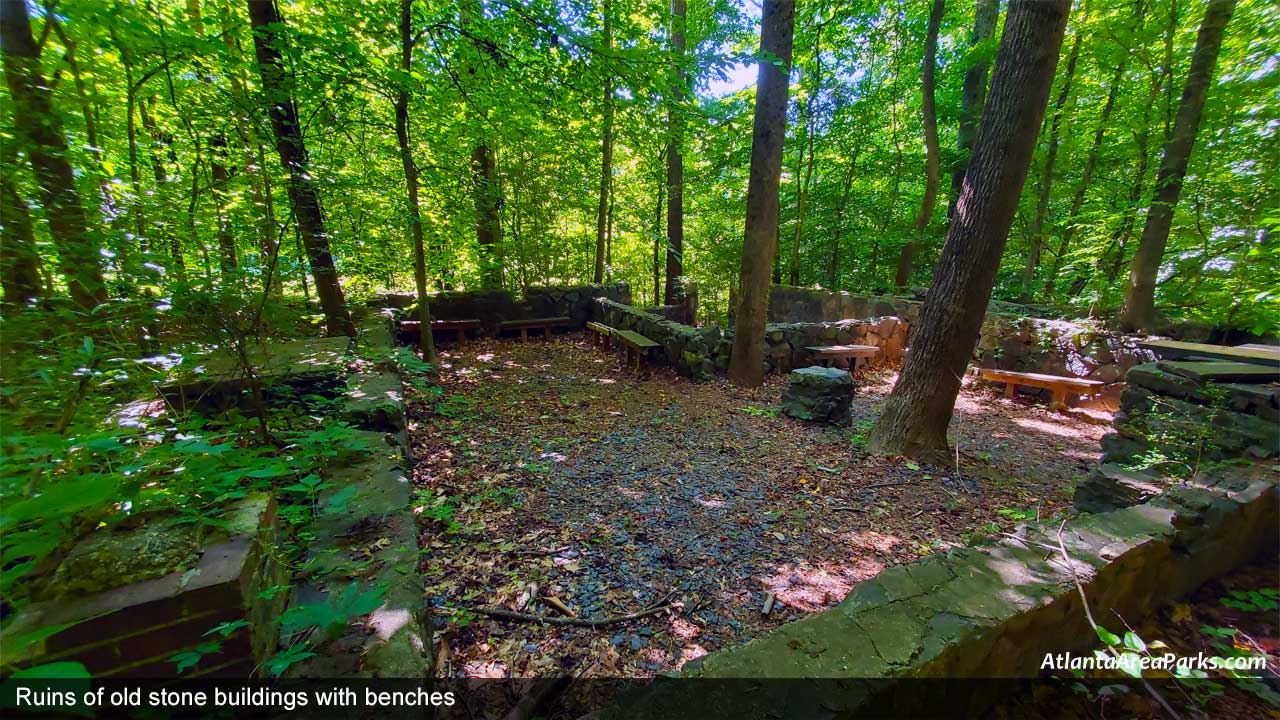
[604,473,1278,718]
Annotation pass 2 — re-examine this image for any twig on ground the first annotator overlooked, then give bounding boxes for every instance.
[459,603,675,628]
[761,593,776,616]
[542,595,576,617]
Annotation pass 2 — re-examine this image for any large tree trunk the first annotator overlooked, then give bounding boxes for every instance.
[946,0,998,221]
[866,0,1072,462]
[894,0,944,288]
[1021,5,1084,301]
[664,0,686,304]
[1120,0,1235,331]
[246,0,353,335]
[728,0,795,388]
[472,143,503,288]
[396,0,436,362]
[1044,0,1147,299]
[2,0,105,308]
[653,150,665,305]
[593,0,614,284]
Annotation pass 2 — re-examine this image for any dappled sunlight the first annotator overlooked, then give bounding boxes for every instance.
[842,530,904,554]
[759,559,884,612]
[1012,416,1092,438]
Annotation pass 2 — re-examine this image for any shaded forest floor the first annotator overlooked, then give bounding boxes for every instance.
[408,333,1109,678]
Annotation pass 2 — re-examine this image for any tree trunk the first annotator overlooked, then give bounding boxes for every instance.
[1120,0,1235,331]
[653,151,665,305]
[594,0,614,284]
[946,0,998,220]
[472,143,503,288]
[866,0,1072,461]
[1,158,45,304]
[827,154,857,288]
[664,0,686,304]
[220,0,279,295]
[246,0,353,336]
[137,97,183,275]
[1021,3,1084,301]
[1044,0,1146,298]
[894,0,944,288]
[728,0,795,388]
[2,1,105,308]
[396,0,436,362]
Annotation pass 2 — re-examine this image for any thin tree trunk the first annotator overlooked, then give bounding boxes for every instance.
[1,156,45,304]
[664,0,686,304]
[729,0,795,388]
[946,0,998,220]
[594,0,614,283]
[788,22,822,287]
[827,154,857,288]
[50,19,120,232]
[1022,2,1084,301]
[137,97,183,275]
[894,0,944,288]
[1044,0,1146,298]
[395,0,436,362]
[1,1,104,308]
[184,0,236,278]
[1120,0,1235,331]
[246,0,353,335]
[866,0,1072,461]
[472,143,503,288]
[653,151,665,305]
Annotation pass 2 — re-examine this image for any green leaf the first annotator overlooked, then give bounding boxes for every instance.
[1122,631,1146,653]
[8,661,91,679]
[0,476,119,528]
[1095,626,1121,646]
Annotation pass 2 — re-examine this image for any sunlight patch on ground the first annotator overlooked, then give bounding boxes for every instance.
[461,660,507,678]
[759,559,883,612]
[842,530,904,553]
[1011,416,1090,438]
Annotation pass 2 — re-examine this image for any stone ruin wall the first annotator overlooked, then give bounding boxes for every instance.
[764,285,1157,400]
[374,282,632,336]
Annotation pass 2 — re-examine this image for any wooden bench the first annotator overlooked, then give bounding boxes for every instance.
[979,368,1105,409]
[612,329,660,372]
[806,344,880,371]
[586,321,615,348]
[500,316,571,342]
[398,318,483,343]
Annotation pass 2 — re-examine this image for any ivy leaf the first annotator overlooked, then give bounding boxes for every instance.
[1095,626,1121,646]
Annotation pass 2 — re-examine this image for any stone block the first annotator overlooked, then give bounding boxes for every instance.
[781,367,854,425]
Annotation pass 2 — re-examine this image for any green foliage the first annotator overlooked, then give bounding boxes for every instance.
[1220,588,1279,612]
[280,582,387,642]
[739,405,779,418]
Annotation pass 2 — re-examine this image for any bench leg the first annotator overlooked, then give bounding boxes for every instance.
[1052,388,1067,410]
[457,329,465,343]
[1004,383,1016,398]
[544,326,552,340]
[519,328,528,343]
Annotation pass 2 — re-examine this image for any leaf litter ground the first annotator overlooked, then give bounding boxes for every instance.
[407,334,1108,678]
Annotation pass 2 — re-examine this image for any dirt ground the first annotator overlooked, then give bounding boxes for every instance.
[408,333,1109,678]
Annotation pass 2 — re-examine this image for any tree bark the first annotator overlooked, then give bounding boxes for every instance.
[894,0,944,289]
[2,0,105,308]
[866,0,1072,461]
[1021,3,1084,301]
[246,0,353,335]
[728,0,795,388]
[653,150,665,305]
[946,0,998,221]
[396,0,436,362]
[593,0,614,284]
[1120,0,1235,331]
[664,0,686,304]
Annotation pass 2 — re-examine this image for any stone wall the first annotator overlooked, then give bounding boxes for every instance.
[1093,360,1279,471]
[605,471,1278,718]
[596,299,720,380]
[389,283,631,337]
[753,284,1152,392]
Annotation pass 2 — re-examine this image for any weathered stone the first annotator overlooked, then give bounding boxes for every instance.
[47,516,201,597]
[781,367,854,425]
[1074,463,1165,514]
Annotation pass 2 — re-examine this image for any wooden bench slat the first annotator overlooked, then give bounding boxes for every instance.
[805,344,880,357]
[613,330,660,349]
[979,368,1104,389]
[500,317,572,329]
[431,319,482,329]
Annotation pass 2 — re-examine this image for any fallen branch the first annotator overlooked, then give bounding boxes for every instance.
[761,593,776,616]
[461,603,675,628]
